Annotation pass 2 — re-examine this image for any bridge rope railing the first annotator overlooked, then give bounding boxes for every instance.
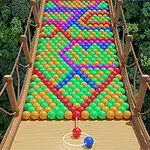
[113,0,150,115]
[111,0,150,146]
[0,0,40,116]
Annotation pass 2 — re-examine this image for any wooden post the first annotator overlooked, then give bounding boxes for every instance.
[20,35,31,64]
[123,35,133,64]
[31,0,39,25]
[3,75,19,116]
[113,0,123,24]
[136,75,150,112]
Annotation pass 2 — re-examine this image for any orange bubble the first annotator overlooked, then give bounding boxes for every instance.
[32,92,38,97]
[104,88,110,93]
[117,99,124,104]
[46,99,53,104]
[105,95,111,100]
[31,75,38,81]
[114,102,121,108]
[98,102,105,108]
[42,95,50,100]
[33,103,40,108]
[116,92,122,97]
[30,99,37,104]
[36,106,44,113]
[102,106,109,112]
[108,91,114,97]
[33,85,40,90]
[44,107,52,112]
[65,111,73,120]
[107,111,115,119]
[81,111,89,120]
[49,103,56,108]
[116,74,122,80]
[22,111,30,120]
[101,99,108,104]
[38,82,44,86]
[34,95,42,100]
[31,111,39,120]
[39,92,46,97]
[81,95,88,100]
[115,111,123,120]
[112,95,120,101]
[110,106,118,112]
[123,111,131,119]
[39,111,47,120]
[74,103,81,108]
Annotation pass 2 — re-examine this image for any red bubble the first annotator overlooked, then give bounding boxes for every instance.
[77,107,84,113]
[69,106,76,112]
[61,98,68,104]
[96,88,102,93]
[106,78,111,83]
[101,85,105,90]
[73,111,81,119]
[72,127,82,138]
[86,99,92,105]
[82,103,88,108]
[66,103,72,108]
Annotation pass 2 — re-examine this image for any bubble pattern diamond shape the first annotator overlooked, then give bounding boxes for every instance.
[22,0,131,121]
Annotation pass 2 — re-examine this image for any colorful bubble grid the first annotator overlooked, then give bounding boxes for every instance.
[22,0,131,120]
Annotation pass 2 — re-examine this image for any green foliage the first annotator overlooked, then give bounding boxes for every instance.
[123,0,150,134]
[12,0,30,23]
[0,0,30,143]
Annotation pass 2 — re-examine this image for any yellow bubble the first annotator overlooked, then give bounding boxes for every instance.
[22,111,30,120]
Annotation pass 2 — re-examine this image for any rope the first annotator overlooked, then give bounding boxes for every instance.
[10,43,23,76]
[0,107,16,116]
[133,65,137,97]
[16,64,20,99]
[18,63,30,68]
[119,5,150,91]
[139,110,150,115]
[125,62,136,68]
[28,24,32,51]
[24,6,33,35]
[0,4,35,111]
[0,83,7,97]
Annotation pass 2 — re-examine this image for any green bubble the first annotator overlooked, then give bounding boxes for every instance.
[41,102,48,108]
[119,106,126,112]
[48,111,56,120]
[30,82,36,88]
[98,110,107,120]
[119,88,126,94]
[24,103,32,110]
[86,106,93,113]
[38,99,45,105]
[56,111,64,119]
[106,103,113,108]
[90,111,98,120]
[28,106,35,113]
[89,103,97,109]
[37,88,43,93]
[122,103,129,110]
[93,99,100,105]
[28,88,35,95]
[53,107,60,113]
[26,95,34,102]
[95,106,101,113]
[34,78,41,84]
[109,99,116,105]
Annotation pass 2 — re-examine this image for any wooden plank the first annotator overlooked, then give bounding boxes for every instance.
[10,120,140,150]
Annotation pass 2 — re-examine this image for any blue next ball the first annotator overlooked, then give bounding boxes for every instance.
[84,136,94,147]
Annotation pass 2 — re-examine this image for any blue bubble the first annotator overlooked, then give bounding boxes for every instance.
[84,136,94,147]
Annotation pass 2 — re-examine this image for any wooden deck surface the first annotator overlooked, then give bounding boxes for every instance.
[10,120,140,150]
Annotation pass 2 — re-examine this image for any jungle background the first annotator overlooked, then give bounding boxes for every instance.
[0,0,150,142]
